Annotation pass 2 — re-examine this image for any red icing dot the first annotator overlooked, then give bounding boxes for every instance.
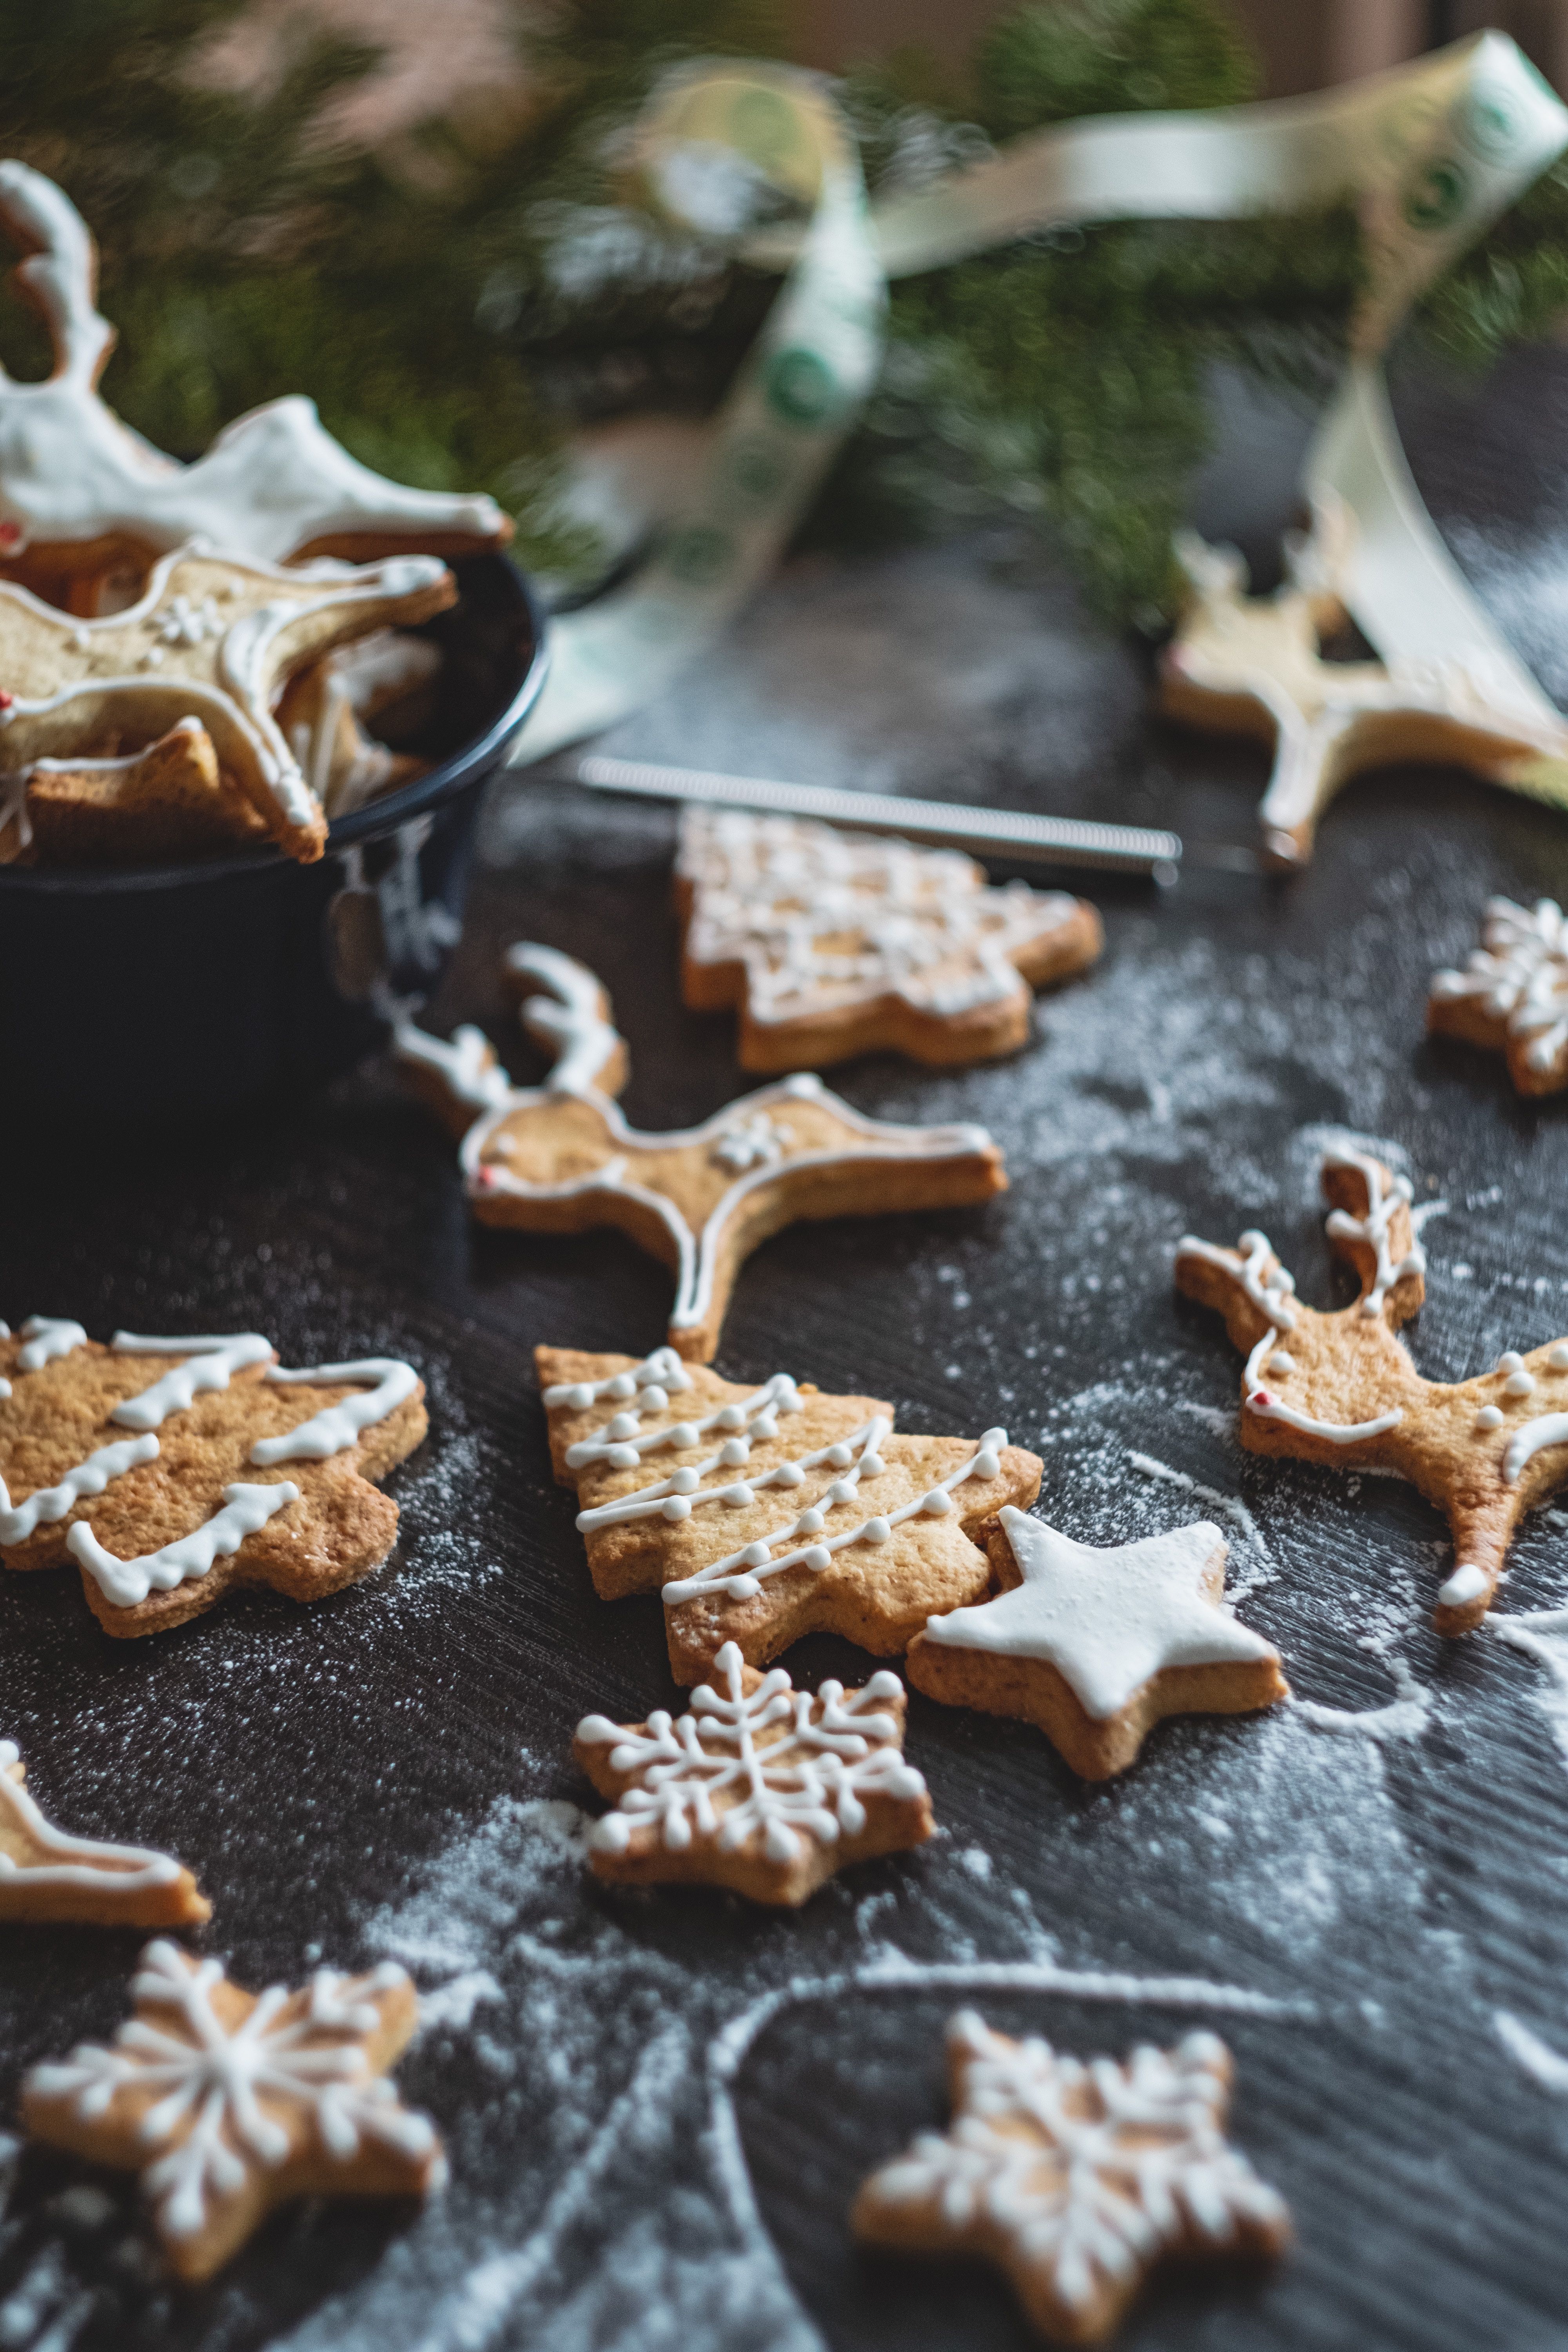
[476,1165,496,1188]
[0,522,21,550]
[1249,1389,1272,1410]
[0,691,15,711]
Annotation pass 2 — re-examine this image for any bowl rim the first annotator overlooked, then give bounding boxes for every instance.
[0,550,550,897]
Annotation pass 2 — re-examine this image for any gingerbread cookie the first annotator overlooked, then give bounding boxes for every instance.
[1428,896,1568,1097]
[0,1320,426,1635]
[20,717,266,866]
[1176,1143,1568,1635]
[853,2010,1290,2344]
[0,159,507,599]
[398,944,1007,1362]
[538,1343,1042,1684]
[274,629,440,821]
[573,1640,931,1905]
[906,1506,1287,1779]
[1160,498,1567,870]
[23,1939,443,2281]
[0,1741,209,1927]
[0,541,454,865]
[675,806,1103,1071]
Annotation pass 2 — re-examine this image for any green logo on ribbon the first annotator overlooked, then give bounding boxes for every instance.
[726,435,791,501]
[663,524,734,586]
[1456,85,1521,162]
[764,346,840,426]
[1402,157,1468,230]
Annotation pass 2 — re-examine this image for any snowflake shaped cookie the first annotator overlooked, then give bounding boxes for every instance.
[398,942,1006,1363]
[853,2010,1290,2344]
[0,1319,425,1636]
[23,1940,444,2280]
[574,1640,931,1904]
[539,1344,1042,1684]
[1161,499,1568,869]
[1428,896,1568,1096]
[1177,1144,1568,1635]
[906,1507,1286,1779]
[0,1741,208,1928]
[676,806,1102,1070]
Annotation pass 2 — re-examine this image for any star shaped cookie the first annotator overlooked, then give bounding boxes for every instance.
[1176,1142,1568,1635]
[397,943,1007,1363]
[1428,895,1568,1096]
[0,541,454,864]
[0,159,507,596]
[675,806,1102,1070]
[573,1640,932,1905]
[853,2010,1290,2345]
[539,1344,1042,1684]
[0,1319,426,1635]
[905,1506,1286,1779]
[0,1740,209,1927]
[1160,501,1568,870]
[23,1939,444,2281]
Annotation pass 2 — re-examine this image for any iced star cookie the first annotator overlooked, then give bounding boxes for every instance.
[0,160,507,601]
[397,943,1007,1363]
[0,1742,209,1927]
[1160,499,1568,870]
[23,1940,444,2281]
[853,2010,1290,2344]
[675,806,1103,1071]
[573,1641,932,1905]
[0,541,454,864]
[906,1507,1286,1779]
[538,1343,1042,1684]
[1428,896,1568,1097]
[1176,1144,1568,1635]
[0,1319,426,1635]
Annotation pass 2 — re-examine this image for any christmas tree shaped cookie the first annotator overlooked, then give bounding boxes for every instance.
[853,2011,1290,2344]
[906,1507,1286,1779]
[1176,1143,1568,1634]
[539,1343,1041,1684]
[398,943,1007,1363]
[0,1741,209,1927]
[1160,498,1568,870]
[24,1940,444,2280]
[675,806,1102,1070]
[573,1641,932,1905]
[0,1319,426,1636]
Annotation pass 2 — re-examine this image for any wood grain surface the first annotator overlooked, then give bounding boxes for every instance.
[3,354,1568,2350]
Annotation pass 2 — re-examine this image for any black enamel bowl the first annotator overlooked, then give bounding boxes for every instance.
[0,550,546,1120]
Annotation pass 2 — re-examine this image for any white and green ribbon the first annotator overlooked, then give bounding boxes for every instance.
[513,33,1568,798]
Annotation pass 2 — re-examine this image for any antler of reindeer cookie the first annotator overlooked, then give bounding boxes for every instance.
[1177,1145,1568,1634]
[0,162,508,592]
[395,946,1006,1363]
[1159,496,1568,870]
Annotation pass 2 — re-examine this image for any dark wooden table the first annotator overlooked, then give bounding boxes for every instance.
[5,350,1568,2352]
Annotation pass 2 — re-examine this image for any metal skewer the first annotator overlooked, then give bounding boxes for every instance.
[575,755,1184,881]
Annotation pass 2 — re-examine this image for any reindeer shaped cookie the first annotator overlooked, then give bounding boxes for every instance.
[0,161,507,600]
[1177,1145,1568,1633]
[1160,497,1568,869]
[396,945,1006,1363]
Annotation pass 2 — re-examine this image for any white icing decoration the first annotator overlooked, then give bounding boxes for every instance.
[391,1021,513,1115]
[251,1360,419,1464]
[677,805,1087,1029]
[16,1316,87,1372]
[565,1360,802,1485]
[541,1347,694,1413]
[709,1114,792,1171]
[504,942,623,1096]
[67,1481,300,1609]
[1475,1405,1504,1432]
[1267,1351,1296,1374]
[25,1940,436,2241]
[1431,898,1568,1077]
[1497,1351,1537,1399]
[920,1507,1274,1720]
[1439,1563,1490,1607]
[576,1640,924,1864]
[0,1749,181,1896]
[660,1426,1007,1607]
[1175,1231,1297,1331]
[0,1435,160,1545]
[1321,1145,1425,1319]
[860,2010,1288,2317]
[0,161,504,564]
[1504,1414,1568,1486]
[1552,1345,1568,1372]
[109,1332,273,1429]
